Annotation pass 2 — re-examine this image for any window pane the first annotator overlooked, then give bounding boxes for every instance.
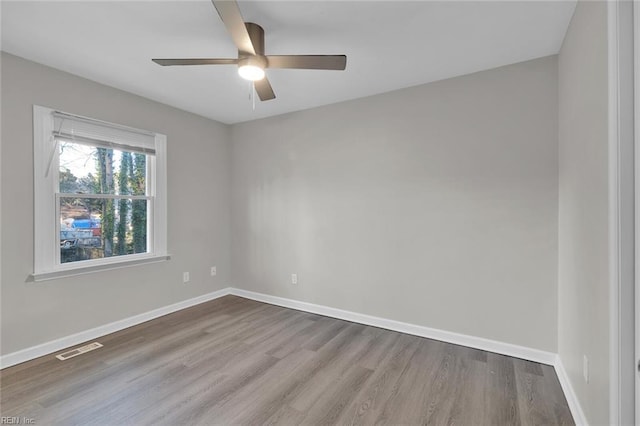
[59,141,147,196]
[60,197,148,264]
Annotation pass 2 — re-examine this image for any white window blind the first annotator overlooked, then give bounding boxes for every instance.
[52,111,156,154]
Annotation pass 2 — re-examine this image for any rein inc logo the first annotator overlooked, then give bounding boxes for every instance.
[1,418,35,425]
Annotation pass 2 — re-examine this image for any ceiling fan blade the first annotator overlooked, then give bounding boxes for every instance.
[266,55,347,70]
[152,58,238,66]
[211,1,256,55]
[254,77,276,101]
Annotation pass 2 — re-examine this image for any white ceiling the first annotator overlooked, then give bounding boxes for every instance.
[1,1,576,124]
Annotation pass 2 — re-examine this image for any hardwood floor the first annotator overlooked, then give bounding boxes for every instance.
[0,295,574,425]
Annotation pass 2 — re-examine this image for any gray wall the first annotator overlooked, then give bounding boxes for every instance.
[231,56,559,352]
[557,2,610,425]
[1,50,563,361]
[1,53,232,355]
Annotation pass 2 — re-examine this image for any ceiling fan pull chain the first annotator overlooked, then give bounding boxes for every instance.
[247,80,256,110]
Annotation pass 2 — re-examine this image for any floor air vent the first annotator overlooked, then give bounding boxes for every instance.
[56,342,103,360]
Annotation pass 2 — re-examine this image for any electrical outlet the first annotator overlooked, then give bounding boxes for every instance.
[583,355,589,383]
[211,266,217,276]
[291,273,298,285]
[183,272,190,283]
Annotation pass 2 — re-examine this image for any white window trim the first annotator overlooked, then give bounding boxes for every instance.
[32,105,168,281]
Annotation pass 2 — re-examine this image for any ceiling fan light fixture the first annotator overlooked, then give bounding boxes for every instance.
[238,56,266,81]
[238,64,265,81]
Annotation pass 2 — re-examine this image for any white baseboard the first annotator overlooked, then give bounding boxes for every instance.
[2,286,583,424]
[554,356,589,426]
[0,287,232,369]
[229,288,557,366]
[0,286,558,368]
[4,286,587,420]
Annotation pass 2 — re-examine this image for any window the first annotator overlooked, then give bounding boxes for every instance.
[33,106,167,280]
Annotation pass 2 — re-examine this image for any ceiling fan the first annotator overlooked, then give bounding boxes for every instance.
[152,0,347,101]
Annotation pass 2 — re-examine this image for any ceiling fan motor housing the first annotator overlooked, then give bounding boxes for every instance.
[244,22,265,56]
[239,23,267,75]
[238,55,267,70]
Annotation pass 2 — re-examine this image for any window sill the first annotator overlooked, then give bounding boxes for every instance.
[31,254,171,282]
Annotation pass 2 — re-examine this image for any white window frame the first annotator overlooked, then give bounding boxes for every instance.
[32,105,168,281]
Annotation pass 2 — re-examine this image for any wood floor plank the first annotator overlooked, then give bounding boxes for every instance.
[337,333,421,425]
[514,359,556,426]
[540,364,575,425]
[130,351,281,425]
[205,348,319,425]
[301,364,373,425]
[289,324,371,412]
[266,317,329,359]
[263,404,306,426]
[486,353,522,425]
[301,317,351,351]
[378,339,452,425]
[0,295,575,425]
[417,344,473,425]
[444,354,490,425]
[356,329,402,370]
